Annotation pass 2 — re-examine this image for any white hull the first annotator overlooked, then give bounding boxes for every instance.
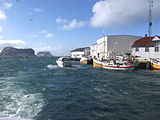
[56,57,72,67]
[102,62,134,70]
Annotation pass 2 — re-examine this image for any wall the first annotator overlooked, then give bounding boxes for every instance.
[93,35,141,59]
[71,51,84,59]
[107,35,141,58]
[132,47,160,60]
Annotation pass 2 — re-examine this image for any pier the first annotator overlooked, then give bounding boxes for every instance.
[133,60,152,70]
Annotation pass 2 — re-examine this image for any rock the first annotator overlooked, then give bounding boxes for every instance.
[36,51,53,57]
[0,47,35,57]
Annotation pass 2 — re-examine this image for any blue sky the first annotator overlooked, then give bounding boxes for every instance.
[0,0,159,56]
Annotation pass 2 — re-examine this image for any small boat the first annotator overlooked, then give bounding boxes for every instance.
[150,59,160,69]
[56,57,72,67]
[102,59,134,70]
[80,57,93,65]
[93,58,103,67]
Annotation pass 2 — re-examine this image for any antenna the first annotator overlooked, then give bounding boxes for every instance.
[148,0,153,36]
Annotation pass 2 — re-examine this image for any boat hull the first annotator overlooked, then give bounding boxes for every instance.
[102,64,134,70]
[152,63,160,69]
[56,60,72,67]
[80,59,88,64]
[80,57,93,65]
[150,59,160,70]
[93,59,103,67]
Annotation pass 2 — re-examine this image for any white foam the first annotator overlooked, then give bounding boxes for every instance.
[0,76,45,119]
[47,64,58,69]
[0,118,32,120]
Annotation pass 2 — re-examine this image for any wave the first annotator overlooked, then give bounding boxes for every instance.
[0,76,45,119]
[47,64,58,69]
[0,118,32,120]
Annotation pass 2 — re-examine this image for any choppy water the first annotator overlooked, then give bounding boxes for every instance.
[0,57,160,120]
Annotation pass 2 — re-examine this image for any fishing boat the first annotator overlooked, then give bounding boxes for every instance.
[102,59,134,70]
[80,57,93,65]
[150,59,160,69]
[56,57,72,67]
[93,58,103,67]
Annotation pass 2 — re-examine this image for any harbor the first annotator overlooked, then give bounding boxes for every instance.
[1,0,160,120]
[70,35,160,71]
[1,57,160,120]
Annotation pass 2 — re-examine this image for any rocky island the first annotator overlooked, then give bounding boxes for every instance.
[36,51,53,57]
[0,47,36,57]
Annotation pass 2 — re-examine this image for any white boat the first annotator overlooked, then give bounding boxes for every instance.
[56,57,72,67]
[102,59,134,70]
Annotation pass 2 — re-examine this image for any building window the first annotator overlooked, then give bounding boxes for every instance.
[155,47,159,52]
[135,47,139,52]
[145,47,149,52]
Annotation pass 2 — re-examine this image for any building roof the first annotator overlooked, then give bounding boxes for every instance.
[132,36,160,47]
[70,47,89,52]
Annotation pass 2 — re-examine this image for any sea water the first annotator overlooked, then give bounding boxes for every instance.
[0,57,160,120]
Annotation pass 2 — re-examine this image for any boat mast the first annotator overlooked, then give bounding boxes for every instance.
[148,0,153,36]
[102,31,105,59]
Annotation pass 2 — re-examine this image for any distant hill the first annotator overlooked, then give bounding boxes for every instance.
[0,47,35,57]
[36,51,53,57]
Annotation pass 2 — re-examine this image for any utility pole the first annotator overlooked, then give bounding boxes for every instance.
[148,0,153,36]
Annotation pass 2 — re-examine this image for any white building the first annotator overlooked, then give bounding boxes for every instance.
[90,35,141,59]
[132,36,160,60]
[70,47,90,59]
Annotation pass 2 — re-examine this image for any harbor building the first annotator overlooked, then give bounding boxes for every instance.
[90,35,141,59]
[132,36,160,60]
[70,47,90,59]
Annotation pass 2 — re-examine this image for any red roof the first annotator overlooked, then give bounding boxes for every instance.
[132,37,154,47]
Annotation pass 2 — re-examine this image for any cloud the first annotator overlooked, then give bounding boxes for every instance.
[62,19,85,30]
[90,0,160,28]
[0,26,3,32]
[33,8,43,13]
[29,8,43,15]
[45,33,54,38]
[41,30,48,34]
[0,2,13,21]
[56,18,86,30]
[0,11,7,20]
[0,36,3,39]
[3,2,13,9]
[0,40,26,45]
[41,30,54,38]
[34,45,71,56]
[0,39,26,51]
[56,17,68,24]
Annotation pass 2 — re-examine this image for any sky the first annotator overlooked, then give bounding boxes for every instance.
[0,0,160,56]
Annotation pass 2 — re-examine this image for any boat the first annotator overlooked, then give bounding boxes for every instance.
[93,58,103,67]
[102,59,134,70]
[150,59,160,69]
[56,57,72,67]
[80,57,93,65]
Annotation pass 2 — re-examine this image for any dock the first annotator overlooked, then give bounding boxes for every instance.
[133,60,152,70]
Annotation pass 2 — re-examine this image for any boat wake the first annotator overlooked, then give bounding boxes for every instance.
[0,76,45,119]
[0,118,32,120]
[47,64,58,69]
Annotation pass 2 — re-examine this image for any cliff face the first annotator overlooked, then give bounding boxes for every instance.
[36,51,53,57]
[0,47,35,57]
